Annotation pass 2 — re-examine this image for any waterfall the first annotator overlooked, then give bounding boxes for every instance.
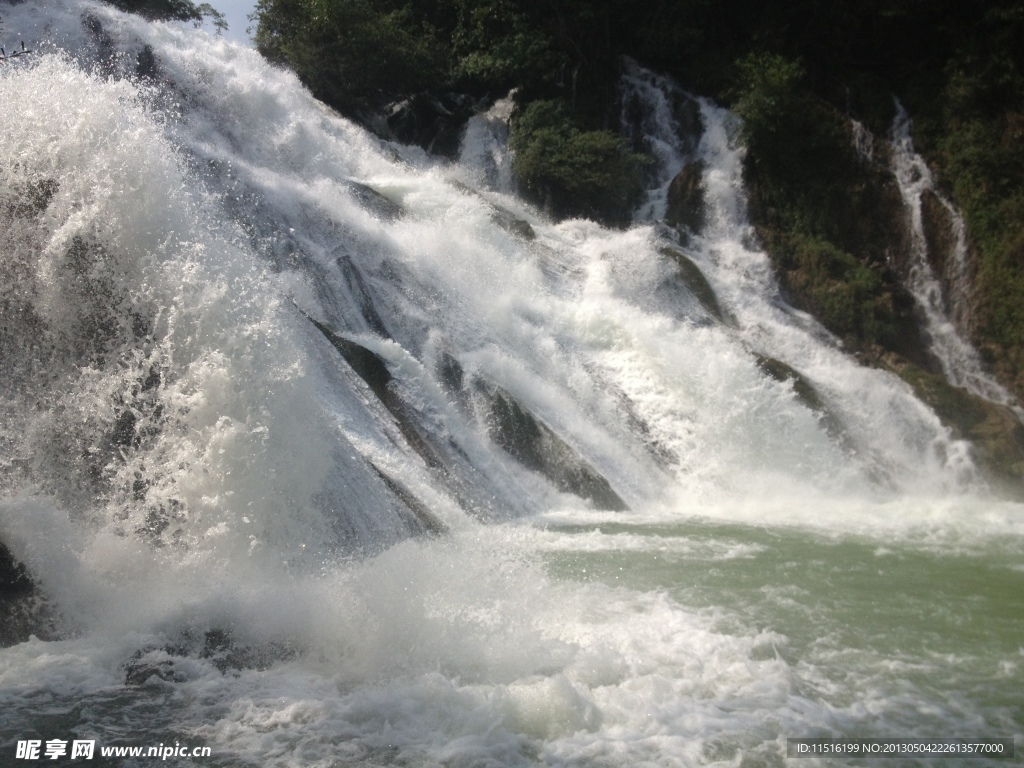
[890,102,1019,410]
[618,70,981,496]
[0,3,988,615]
[0,0,994,630]
[1,6,1021,767]
[619,57,703,222]
[458,94,516,193]
[851,119,875,163]
[0,2,981,548]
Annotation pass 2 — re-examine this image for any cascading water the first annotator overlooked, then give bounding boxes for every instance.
[619,81,980,496]
[890,102,1019,409]
[0,3,1022,766]
[459,95,516,194]
[619,58,704,224]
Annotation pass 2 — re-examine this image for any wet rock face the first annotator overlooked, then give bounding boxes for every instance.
[658,246,724,323]
[919,188,975,335]
[861,349,1024,492]
[384,93,479,159]
[920,189,955,288]
[740,107,941,373]
[342,181,404,223]
[754,355,847,444]
[479,384,628,511]
[665,162,706,234]
[434,351,629,510]
[450,181,536,240]
[0,541,57,648]
[621,74,704,163]
[308,317,448,470]
[304,316,488,528]
[751,199,935,373]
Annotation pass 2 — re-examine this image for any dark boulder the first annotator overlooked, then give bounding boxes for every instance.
[136,44,159,80]
[754,354,846,443]
[437,351,466,395]
[342,180,404,222]
[0,540,33,601]
[476,383,628,511]
[385,93,479,159]
[331,249,392,338]
[125,628,298,684]
[665,162,706,234]
[1,540,57,647]
[450,180,535,240]
[659,246,724,322]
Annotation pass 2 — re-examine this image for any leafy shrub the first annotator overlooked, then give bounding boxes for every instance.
[450,0,561,89]
[771,233,885,342]
[730,52,926,359]
[733,52,858,205]
[509,99,647,225]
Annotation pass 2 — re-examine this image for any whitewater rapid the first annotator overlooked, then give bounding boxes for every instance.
[0,2,1021,766]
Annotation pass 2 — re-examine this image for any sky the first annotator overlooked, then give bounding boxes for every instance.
[207,0,258,45]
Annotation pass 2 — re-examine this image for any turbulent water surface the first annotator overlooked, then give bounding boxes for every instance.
[0,3,1022,766]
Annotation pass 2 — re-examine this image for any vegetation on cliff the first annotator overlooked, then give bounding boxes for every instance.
[927,4,1024,401]
[727,52,928,367]
[509,100,646,224]
[718,3,1024,404]
[105,0,226,29]
[719,2,1024,483]
[252,0,448,115]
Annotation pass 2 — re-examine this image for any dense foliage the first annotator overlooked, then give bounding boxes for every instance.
[105,0,226,30]
[509,100,646,225]
[721,1,1024,401]
[252,0,448,114]
[729,52,926,362]
[929,4,1024,397]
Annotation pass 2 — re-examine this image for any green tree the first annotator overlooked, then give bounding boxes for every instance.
[450,0,560,90]
[254,0,448,113]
